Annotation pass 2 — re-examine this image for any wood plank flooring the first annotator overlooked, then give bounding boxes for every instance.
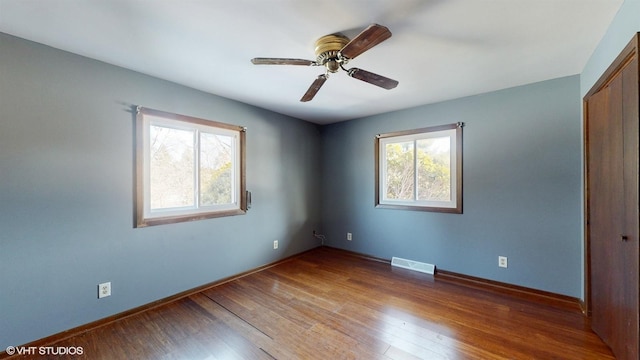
[22,247,614,359]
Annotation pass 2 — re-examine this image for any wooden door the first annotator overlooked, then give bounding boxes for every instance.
[586,69,625,352]
[619,53,639,360]
[585,35,639,360]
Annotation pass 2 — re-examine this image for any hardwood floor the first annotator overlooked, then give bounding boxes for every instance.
[15,247,613,359]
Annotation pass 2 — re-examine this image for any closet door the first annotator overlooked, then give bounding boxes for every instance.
[586,70,625,352]
[619,53,638,360]
[585,35,638,360]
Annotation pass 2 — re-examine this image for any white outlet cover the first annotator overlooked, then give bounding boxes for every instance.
[273,240,278,249]
[498,256,508,268]
[98,282,111,298]
[347,232,352,241]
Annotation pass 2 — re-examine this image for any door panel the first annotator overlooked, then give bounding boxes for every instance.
[586,34,639,360]
[607,70,627,358]
[587,55,639,360]
[620,57,639,360]
[587,83,622,347]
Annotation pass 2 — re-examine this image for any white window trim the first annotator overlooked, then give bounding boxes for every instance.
[375,123,463,213]
[135,107,246,227]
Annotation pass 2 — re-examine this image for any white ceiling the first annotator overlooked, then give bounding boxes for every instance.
[0,0,623,124]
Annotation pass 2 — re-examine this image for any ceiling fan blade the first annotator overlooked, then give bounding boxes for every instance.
[300,75,328,102]
[347,68,398,90]
[339,24,392,60]
[251,58,316,66]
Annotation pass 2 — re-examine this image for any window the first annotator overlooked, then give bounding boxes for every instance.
[135,107,246,227]
[375,123,463,213]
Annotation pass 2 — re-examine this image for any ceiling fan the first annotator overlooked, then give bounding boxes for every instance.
[251,24,399,102]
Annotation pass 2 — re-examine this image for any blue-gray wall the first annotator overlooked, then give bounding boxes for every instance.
[320,76,583,297]
[0,33,322,349]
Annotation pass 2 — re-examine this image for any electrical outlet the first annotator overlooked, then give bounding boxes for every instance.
[347,232,352,241]
[273,240,278,249]
[98,282,111,298]
[498,256,508,268]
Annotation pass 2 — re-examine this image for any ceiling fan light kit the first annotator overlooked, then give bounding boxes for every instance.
[251,24,399,102]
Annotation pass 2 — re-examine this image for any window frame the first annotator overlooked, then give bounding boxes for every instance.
[375,122,463,213]
[135,107,247,227]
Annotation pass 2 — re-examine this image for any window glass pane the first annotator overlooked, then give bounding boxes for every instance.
[416,137,451,201]
[385,141,414,200]
[149,125,195,210]
[200,132,234,206]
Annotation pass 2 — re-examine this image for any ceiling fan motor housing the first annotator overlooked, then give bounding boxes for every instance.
[314,34,349,73]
